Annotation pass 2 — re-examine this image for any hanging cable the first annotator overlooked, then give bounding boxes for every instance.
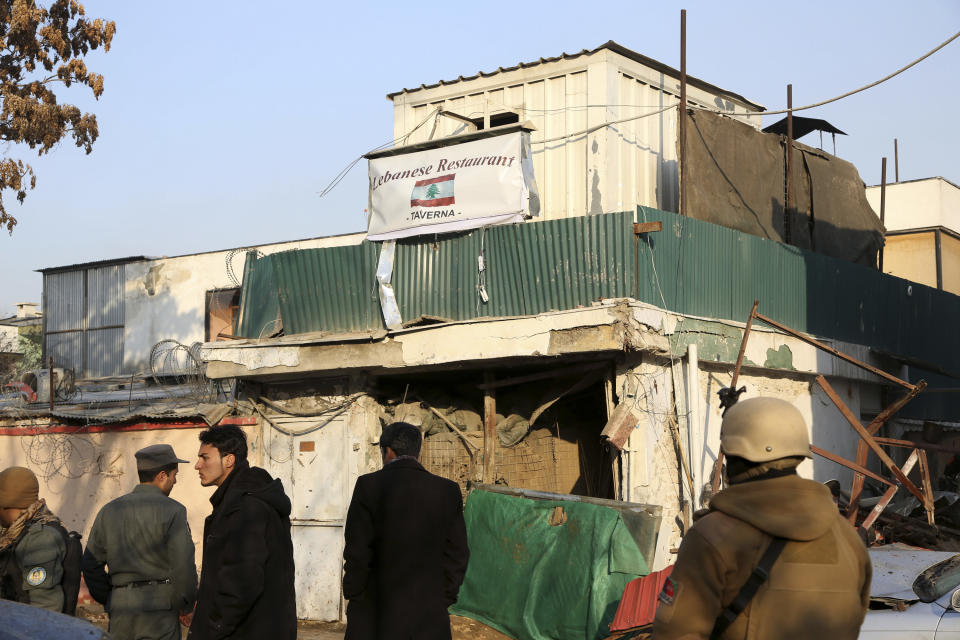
[724,28,960,118]
[317,107,441,200]
[315,29,959,196]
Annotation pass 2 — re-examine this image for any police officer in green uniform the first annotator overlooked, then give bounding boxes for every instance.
[0,466,67,612]
[82,444,198,640]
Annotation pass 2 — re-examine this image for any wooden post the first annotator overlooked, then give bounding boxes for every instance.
[816,376,925,504]
[483,372,496,484]
[860,449,919,532]
[879,157,887,272]
[679,9,687,216]
[604,368,619,500]
[894,138,899,183]
[785,84,793,244]
[918,449,936,525]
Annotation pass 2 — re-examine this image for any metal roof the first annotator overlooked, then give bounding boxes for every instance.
[387,40,765,112]
[365,122,536,160]
[0,315,41,327]
[37,255,150,274]
[609,566,674,632]
[866,175,960,191]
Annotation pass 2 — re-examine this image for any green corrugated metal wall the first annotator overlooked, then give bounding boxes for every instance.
[633,207,960,377]
[234,208,960,382]
[236,211,636,335]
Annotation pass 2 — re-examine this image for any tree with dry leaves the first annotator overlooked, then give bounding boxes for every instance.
[0,0,115,233]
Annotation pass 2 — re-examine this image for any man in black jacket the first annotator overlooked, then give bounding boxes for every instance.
[343,422,470,640]
[187,425,296,640]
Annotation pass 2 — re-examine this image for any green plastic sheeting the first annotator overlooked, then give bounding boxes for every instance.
[450,490,650,640]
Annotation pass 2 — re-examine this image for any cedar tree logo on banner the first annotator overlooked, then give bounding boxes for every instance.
[410,174,455,207]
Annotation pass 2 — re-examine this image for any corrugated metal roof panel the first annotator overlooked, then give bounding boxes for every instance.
[636,208,960,378]
[237,212,638,336]
[236,252,281,339]
[45,332,82,374]
[386,40,764,111]
[85,328,123,378]
[609,565,674,632]
[233,207,960,388]
[273,243,381,334]
[44,271,84,332]
[86,264,124,329]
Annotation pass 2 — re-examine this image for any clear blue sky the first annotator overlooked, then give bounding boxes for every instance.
[1,0,958,314]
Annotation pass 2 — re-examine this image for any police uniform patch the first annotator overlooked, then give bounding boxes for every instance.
[26,566,47,586]
[658,576,676,606]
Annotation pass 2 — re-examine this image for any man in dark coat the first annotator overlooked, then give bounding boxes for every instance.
[187,425,296,640]
[343,422,470,640]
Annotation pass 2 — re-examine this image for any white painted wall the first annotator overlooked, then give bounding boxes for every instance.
[0,409,384,624]
[0,323,18,352]
[618,345,876,571]
[0,425,258,571]
[122,232,365,374]
[257,393,382,622]
[866,177,960,233]
[390,46,761,221]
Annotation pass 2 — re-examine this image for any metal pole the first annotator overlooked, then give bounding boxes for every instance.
[936,229,943,290]
[894,138,899,182]
[679,9,687,217]
[48,356,54,411]
[879,157,887,272]
[785,84,793,244]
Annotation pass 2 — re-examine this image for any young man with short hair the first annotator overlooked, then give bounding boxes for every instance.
[82,444,198,640]
[188,425,296,640]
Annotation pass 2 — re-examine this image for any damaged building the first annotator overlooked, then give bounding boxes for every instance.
[0,41,954,636]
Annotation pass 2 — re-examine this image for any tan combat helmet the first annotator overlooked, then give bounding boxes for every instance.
[720,397,812,463]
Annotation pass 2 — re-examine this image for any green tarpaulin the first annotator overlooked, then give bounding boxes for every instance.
[450,489,653,640]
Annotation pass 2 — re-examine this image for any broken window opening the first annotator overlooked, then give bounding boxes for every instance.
[372,362,616,500]
[205,288,241,342]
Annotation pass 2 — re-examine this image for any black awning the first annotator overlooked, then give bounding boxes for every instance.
[762,116,846,139]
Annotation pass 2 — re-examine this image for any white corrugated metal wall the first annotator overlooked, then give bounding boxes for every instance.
[392,49,760,222]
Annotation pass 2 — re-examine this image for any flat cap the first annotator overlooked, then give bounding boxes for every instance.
[135,444,188,471]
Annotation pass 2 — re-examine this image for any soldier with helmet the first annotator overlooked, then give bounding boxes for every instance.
[653,397,872,639]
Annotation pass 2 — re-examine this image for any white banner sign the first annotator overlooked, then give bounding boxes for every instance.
[366,131,538,241]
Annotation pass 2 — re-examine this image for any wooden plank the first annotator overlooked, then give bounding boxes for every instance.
[633,221,662,234]
[816,376,925,504]
[476,362,606,390]
[848,383,926,522]
[861,449,919,531]
[873,436,960,455]
[757,314,914,389]
[863,381,927,436]
[847,440,868,523]
[810,445,895,487]
[483,372,496,484]
[919,450,936,526]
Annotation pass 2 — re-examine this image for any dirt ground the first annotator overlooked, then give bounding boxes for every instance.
[80,606,513,640]
[297,617,512,640]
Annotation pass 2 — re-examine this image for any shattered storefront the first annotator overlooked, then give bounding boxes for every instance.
[201,203,960,629]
